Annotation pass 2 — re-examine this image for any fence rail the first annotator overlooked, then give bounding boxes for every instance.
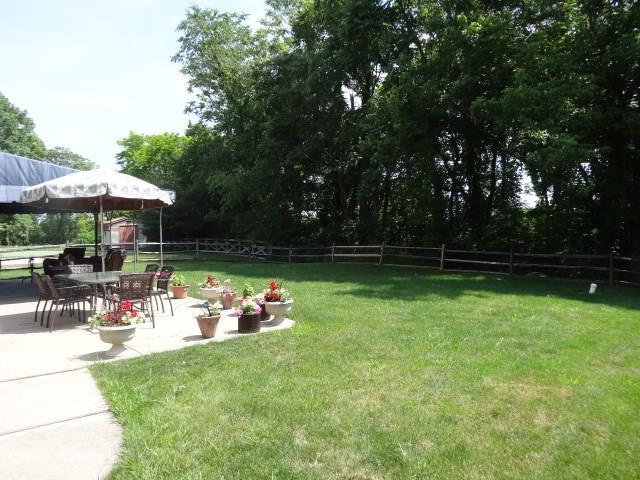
[1,239,639,286]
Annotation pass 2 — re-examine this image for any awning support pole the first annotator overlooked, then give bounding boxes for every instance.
[93,212,98,257]
[159,208,164,268]
[100,196,106,273]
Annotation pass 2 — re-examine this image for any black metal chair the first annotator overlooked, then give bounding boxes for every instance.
[152,266,174,316]
[109,273,156,328]
[32,272,52,325]
[42,275,90,332]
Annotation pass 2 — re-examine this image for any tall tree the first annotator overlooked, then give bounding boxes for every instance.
[0,92,47,159]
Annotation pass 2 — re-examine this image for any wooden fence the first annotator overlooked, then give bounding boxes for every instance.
[137,239,639,286]
[2,239,638,286]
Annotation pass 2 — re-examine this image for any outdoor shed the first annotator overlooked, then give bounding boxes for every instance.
[102,217,146,246]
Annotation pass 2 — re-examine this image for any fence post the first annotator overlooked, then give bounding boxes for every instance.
[440,244,446,271]
[331,243,335,264]
[288,247,292,264]
[609,251,614,286]
[379,242,385,265]
[195,239,199,259]
[509,247,513,275]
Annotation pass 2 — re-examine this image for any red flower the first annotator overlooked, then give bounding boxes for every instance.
[269,280,279,290]
[130,311,138,318]
[121,301,133,311]
[273,292,281,301]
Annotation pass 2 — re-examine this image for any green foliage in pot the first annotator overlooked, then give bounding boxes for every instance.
[172,274,188,287]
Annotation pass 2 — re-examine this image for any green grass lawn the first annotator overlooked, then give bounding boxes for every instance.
[90,261,640,479]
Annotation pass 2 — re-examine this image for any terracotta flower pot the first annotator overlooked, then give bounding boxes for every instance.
[238,312,261,334]
[232,296,245,308]
[196,315,220,338]
[172,285,189,299]
[220,292,235,310]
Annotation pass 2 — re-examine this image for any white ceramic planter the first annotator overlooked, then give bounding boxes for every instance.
[264,300,293,325]
[97,324,137,345]
[199,287,221,301]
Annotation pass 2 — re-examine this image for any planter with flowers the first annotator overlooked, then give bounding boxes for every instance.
[219,280,236,309]
[255,295,269,321]
[89,300,144,346]
[263,280,293,325]
[171,274,189,299]
[236,299,262,334]
[230,283,253,308]
[196,301,223,338]
[199,274,222,301]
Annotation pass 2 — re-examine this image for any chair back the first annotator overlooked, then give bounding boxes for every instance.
[42,275,61,300]
[32,273,50,298]
[60,247,86,260]
[105,249,127,271]
[144,264,159,273]
[156,266,175,290]
[118,273,154,300]
[65,264,94,274]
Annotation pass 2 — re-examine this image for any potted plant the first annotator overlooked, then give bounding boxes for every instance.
[89,300,143,346]
[196,301,223,338]
[199,274,221,301]
[171,274,189,299]
[220,280,236,310]
[255,295,270,321]
[263,280,293,325]
[232,283,254,308]
[236,299,262,334]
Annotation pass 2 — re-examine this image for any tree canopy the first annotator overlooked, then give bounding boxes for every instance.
[54,1,633,256]
[0,92,95,245]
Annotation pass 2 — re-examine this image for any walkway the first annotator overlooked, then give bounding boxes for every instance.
[0,279,295,479]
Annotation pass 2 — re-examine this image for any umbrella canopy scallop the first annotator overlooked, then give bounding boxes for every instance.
[19,169,173,212]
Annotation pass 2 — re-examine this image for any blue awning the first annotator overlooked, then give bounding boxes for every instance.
[0,151,76,213]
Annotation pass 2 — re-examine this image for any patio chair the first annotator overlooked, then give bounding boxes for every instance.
[152,266,174,316]
[32,272,78,325]
[32,272,52,326]
[109,273,156,328]
[106,249,127,271]
[42,247,87,276]
[42,275,91,332]
[64,264,94,274]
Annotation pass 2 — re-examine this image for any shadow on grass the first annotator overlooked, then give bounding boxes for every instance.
[168,260,640,312]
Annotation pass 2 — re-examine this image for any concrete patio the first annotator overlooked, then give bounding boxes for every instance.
[0,279,294,479]
[0,280,294,381]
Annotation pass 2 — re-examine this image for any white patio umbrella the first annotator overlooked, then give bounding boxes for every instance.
[20,169,173,271]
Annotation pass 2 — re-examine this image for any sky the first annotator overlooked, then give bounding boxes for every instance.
[0,0,266,169]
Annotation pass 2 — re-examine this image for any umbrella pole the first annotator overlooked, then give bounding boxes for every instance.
[100,196,106,273]
[159,207,164,267]
[133,219,137,272]
[93,213,98,257]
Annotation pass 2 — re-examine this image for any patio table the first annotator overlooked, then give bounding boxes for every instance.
[56,271,123,314]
